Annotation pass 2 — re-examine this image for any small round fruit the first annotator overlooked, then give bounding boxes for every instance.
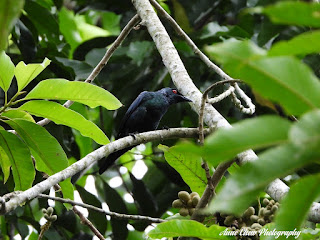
[188,208,195,216]
[187,199,193,208]
[192,196,200,207]
[224,216,235,226]
[271,205,278,213]
[46,207,53,215]
[243,207,255,218]
[179,208,189,217]
[250,215,259,222]
[258,218,265,225]
[259,208,265,217]
[172,199,184,208]
[178,191,190,203]
[190,192,199,199]
[263,198,270,206]
[50,215,57,222]
[251,223,262,230]
[264,210,272,216]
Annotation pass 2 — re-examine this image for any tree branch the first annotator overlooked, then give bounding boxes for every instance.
[38,194,164,223]
[72,206,107,240]
[0,128,211,214]
[132,0,320,223]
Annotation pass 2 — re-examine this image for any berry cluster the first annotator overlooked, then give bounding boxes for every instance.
[172,191,200,217]
[220,198,280,240]
[42,207,57,222]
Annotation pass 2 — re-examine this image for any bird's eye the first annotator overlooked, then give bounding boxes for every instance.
[172,90,177,94]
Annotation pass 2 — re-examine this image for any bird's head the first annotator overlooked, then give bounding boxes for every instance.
[159,87,192,105]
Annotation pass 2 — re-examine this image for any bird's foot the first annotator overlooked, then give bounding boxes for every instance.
[162,125,170,130]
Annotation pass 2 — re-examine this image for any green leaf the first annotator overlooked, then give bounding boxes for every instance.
[0,146,11,183]
[101,11,121,35]
[203,116,291,165]
[59,7,82,52]
[76,15,109,41]
[262,2,320,27]
[2,109,35,122]
[6,119,68,175]
[159,144,207,196]
[205,39,266,64]
[0,130,35,190]
[24,0,59,40]
[127,41,154,66]
[24,79,122,110]
[289,110,320,154]
[263,175,320,240]
[19,100,109,145]
[0,0,24,51]
[59,7,110,54]
[0,51,15,92]
[148,220,235,239]
[269,30,320,57]
[208,144,317,215]
[59,180,74,203]
[206,40,320,115]
[171,0,192,33]
[15,58,51,91]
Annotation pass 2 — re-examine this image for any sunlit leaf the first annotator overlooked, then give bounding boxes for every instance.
[6,119,68,175]
[24,79,122,110]
[159,144,207,196]
[262,1,320,27]
[206,40,320,115]
[208,144,317,215]
[263,175,320,240]
[19,100,109,145]
[15,58,51,91]
[0,130,34,190]
[289,110,320,154]
[148,219,234,239]
[203,116,291,165]
[1,109,35,122]
[269,30,320,56]
[0,51,15,92]
[0,0,24,51]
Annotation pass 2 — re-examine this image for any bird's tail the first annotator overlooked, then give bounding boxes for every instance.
[98,146,135,174]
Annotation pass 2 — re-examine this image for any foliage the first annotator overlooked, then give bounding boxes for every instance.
[1,0,320,239]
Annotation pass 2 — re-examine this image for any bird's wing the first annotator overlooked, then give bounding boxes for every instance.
[116,91,152,138]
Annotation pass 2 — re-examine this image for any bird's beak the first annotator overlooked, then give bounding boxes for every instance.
[179,95,192,102]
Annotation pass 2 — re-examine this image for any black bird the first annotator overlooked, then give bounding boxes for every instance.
[98,87,192,174]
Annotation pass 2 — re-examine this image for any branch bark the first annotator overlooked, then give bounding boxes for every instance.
[132,0,320,223]
[0,128,210,214]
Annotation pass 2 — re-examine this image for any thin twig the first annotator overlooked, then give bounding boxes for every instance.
[231,83,255,114]
[36,14,141,127]
[207,86,235,104]
[191,159,236,222]
[38,194,164,223]
[199,80,242,145]
[73,206,105,240]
